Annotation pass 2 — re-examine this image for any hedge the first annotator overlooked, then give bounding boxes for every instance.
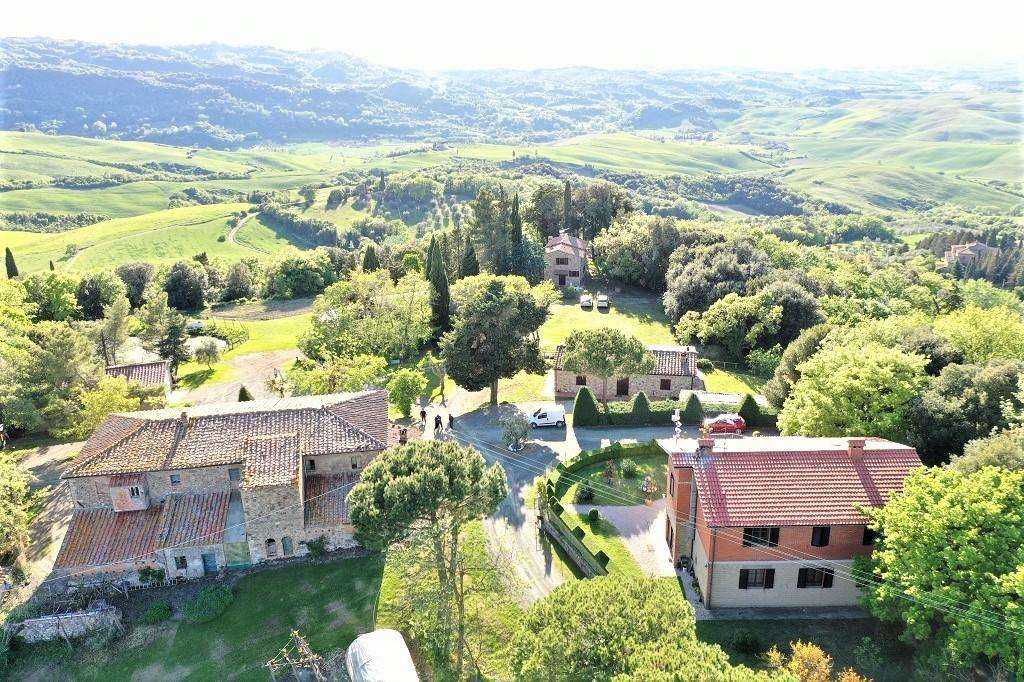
[572,386,602,426]
[737,393,776,428]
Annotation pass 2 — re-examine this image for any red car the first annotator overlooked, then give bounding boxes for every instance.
[703,413,745,434]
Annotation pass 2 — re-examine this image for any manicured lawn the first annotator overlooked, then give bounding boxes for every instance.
[559,507,644,578]
[7,555,385,680]
[559,453,667,506]
[696,617,914,680]
[376,521,523,680]
[701,368,767,395]
[539,293,675,351]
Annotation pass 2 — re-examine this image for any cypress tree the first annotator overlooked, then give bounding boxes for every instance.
[737,393,760,428]
[362,244,380,271]
[460,241,480,278]
[510,193,523,245]
[681,393,704,424]
[428,240,451,334]
[426,235,440,279]
[562,180,573,236]
[4,247,18,279]
[49,260,56,271]
[238,385,254,401]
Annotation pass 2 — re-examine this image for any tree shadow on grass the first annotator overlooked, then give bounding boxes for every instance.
[178,367,214,389]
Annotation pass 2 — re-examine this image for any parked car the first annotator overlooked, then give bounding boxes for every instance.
[528,404,566,428]
[579,293,593,308]
[596,293,609,309]
[703,413,745,434]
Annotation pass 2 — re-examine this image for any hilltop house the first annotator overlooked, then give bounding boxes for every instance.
[662,435,921,608]
[51,391,391,588]
[544,234,589,288]
[553,344,704,401]
[104,360,173,397]
[944,241,999,269]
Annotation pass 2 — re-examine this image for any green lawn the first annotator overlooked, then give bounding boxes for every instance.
[559,507,644,578]
[539,293,675,352]
[7,555,384,680]
[701,368,767,395]
[697,617,914,680]
[559,453,667,506]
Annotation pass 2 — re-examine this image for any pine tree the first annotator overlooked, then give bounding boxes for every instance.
[4,247,18,279]
[157,313,191,379]
[460,241,480,278]
[562,180,573,236]
[362,244,381,271]
[238,385,254,401]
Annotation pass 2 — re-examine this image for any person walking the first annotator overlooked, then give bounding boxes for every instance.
[447,413,455,434]
[434,413,443,436]
[420,407,427,425]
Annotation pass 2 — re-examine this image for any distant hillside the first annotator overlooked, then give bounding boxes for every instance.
[2,37,1018,148]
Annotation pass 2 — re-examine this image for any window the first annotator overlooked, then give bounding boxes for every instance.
[797,567,834,589]
[575,375,587,386]
[668,473,675,496]
[738,568,775,590]
[265,539,278,558]
[228,468,240,482]
[659,378,672,391]
[568,270,580,277]
[742,527,779,547]
[169,474,181,486]
[128,486,141,498]
[862,527,877,546]
[306,459,316,472]
[811,526,831,547]
[174,555,187,570]
[555,257,569,265]
[281,536,294,556]
[351,456,360,470]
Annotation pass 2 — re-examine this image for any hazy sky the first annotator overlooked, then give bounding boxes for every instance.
[5,0,1022,71]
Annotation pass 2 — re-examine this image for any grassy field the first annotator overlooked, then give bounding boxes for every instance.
[540,292,675,351]
[559,506,644,578]
[701,368,767,395]
[7,555,384,680]
[697,617,914,680]
[559,453,667,506]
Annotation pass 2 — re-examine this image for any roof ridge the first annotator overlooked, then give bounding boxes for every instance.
[321,406,386,450]
[63,417,147,478]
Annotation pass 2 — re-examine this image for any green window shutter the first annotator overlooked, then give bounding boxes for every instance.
[764,568,775,589]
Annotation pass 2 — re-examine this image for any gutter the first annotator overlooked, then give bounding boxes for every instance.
[706,527,718,609]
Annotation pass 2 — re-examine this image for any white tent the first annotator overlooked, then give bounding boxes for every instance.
[345,629,418,682]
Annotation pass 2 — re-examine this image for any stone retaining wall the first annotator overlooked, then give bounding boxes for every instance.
[8,604,121,643]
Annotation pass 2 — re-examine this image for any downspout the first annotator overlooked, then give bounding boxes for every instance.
[706,528,718,609]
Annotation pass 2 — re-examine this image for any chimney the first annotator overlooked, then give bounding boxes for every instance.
[697,437,714,459]
[848,438,866,460]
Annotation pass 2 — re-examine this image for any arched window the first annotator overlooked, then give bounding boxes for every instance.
[281,536,294,556]
[265,538,277,558]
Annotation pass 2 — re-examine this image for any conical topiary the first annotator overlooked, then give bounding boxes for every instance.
[572,386,602,427]
[238,385,254,402]
[737,393,761,426]
[681,393,703,424]
[631,391,652,424]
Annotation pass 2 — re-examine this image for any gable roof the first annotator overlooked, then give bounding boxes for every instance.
[64,391,388,479]
[104,361,170,387]
[553,344,698,377]
[546,234,588,258]
[663,436,921,527]
[242,434,299,488]
[53,491,232,568]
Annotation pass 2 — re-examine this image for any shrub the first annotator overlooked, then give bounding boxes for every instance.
[183,584,234,623]
[563,284,583,300]
[139,600,172,625]
[732,629,761,656]
[306,535,329,558]
[571,526,586,540]
[746,346,782,378]
[588,508,600,525]
[737,393,776,428]
[138,567,166,584]
[620,458,640,478]
[572,386,602,427]
[574,481,595,504]
[5,600,46,623]
[696,358,714,372]
[594,550,610,567]
[631,391,652,423]
[681,393,703,424]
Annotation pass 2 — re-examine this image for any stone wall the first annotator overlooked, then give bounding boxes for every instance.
[160,544,227,580]
[146,464,240,503]
[302,450,376,476]
[242,482,305,563]
[8,604,121,643]
[554,370,703,401]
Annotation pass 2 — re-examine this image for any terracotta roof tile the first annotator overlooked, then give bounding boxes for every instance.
[65,391,388,478]
[545,235,589,257]
[304,473,355,527]
[242,435,299,488]
[554,344,698,377]
[158,491,231,548]
[105,361,170,388]
[664,437,921,527]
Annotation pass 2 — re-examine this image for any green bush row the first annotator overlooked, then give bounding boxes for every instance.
[544,494,606,576]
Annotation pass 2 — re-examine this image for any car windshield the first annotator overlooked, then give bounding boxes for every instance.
[533,408,542,417]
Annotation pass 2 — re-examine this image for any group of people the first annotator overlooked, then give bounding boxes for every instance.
[420,407,455,437]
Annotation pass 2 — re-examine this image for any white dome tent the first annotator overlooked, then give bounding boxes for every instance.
[345,629,418,682]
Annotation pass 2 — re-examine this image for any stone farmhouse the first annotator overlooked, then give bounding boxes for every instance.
[944,241,999,269]
[662,435,921,609]
[51,391,390,588]
[104,360,173,397]
[544,234,589,288]
[553,344,704,401]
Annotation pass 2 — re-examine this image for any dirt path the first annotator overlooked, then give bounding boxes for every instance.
[173,348,300,405]
[225,212,265,252]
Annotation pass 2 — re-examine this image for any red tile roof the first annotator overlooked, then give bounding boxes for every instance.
[105,361,170,388]
[54,491,232,568]
[64,391,388,478]
[304,473,355,527]
[545,234,588,257]
[242,434,299,488]
[554,344,698,377]
[665,437,921,527]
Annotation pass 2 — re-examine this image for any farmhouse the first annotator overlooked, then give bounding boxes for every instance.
[662,435,921,609]
[104,360,173,397]
[51,391,390,588]
[553,343,704,401]
[943,241,999,269]
[544,234,589,288]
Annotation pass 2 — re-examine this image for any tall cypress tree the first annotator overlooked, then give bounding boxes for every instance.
[461,242,480,278]
[4,247,18,279]
[428,242,451,334]
[49,260,56,271]
[562,180,573,236]
[426,235,440,279]
[362,244,380,271]
[509,193,523,246]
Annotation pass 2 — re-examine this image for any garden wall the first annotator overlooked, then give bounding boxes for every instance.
[7,604,121,643]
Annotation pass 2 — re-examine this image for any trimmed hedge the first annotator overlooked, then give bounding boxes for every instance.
[681,393,703,424]
[572,386,602,426]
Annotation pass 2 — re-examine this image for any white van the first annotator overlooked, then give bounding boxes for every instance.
[528,405,566,428]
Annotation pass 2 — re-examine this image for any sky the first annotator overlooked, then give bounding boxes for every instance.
[4,0,1023,72]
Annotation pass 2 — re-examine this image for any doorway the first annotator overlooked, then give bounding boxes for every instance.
[558,274,566,286]
[616,377,629,397]
[201,552,218,575]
